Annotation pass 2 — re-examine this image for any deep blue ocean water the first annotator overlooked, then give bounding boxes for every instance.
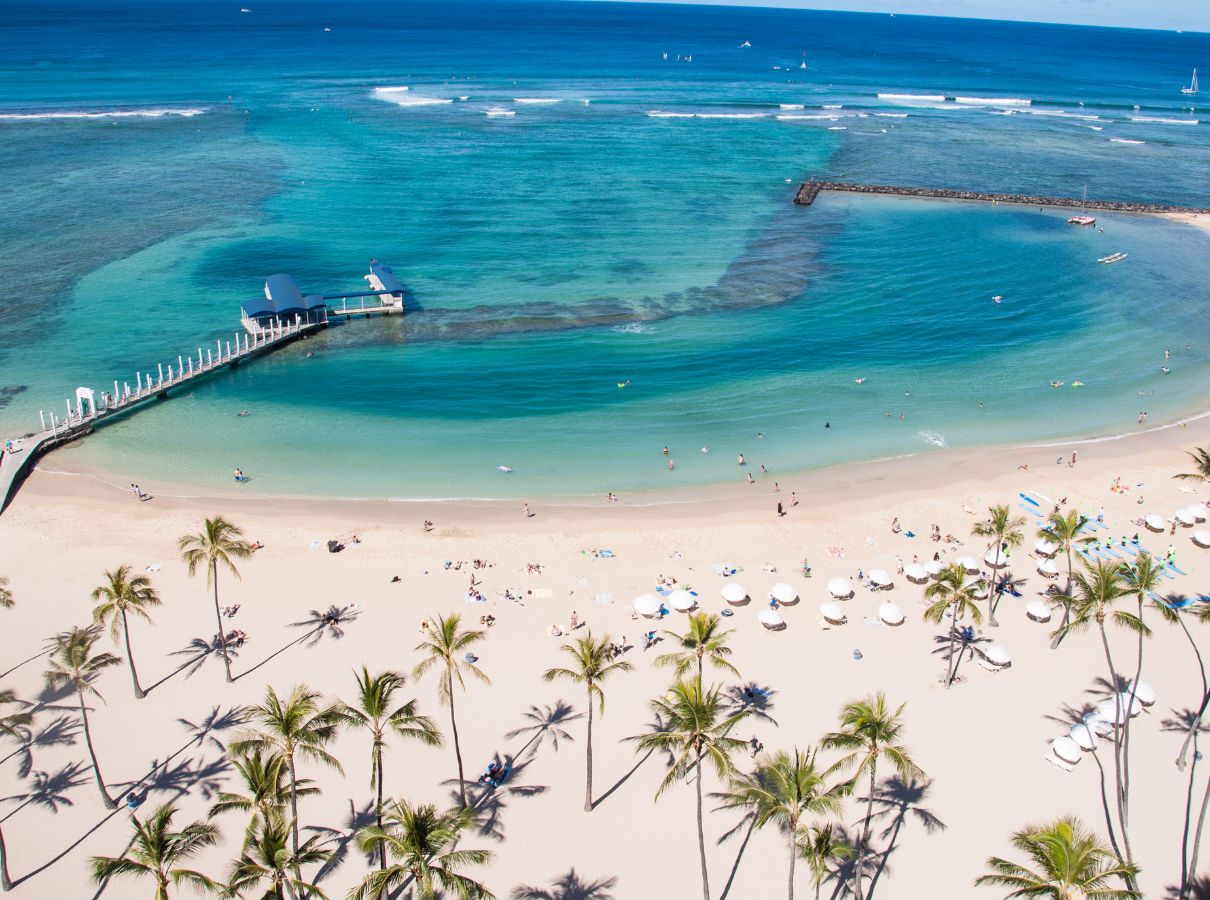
[1,0,1209,498]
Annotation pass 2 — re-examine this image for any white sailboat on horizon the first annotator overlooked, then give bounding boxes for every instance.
[1181,68,1198,95]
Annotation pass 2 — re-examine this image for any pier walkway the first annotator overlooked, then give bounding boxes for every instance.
[793,180,1210,215]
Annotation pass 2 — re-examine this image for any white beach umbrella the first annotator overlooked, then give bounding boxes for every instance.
[758,609,784,629]
[904,563,928,583]
[1084,713,1114,737]
[1025,600,1052,622]
[956,555,980,573]
[924,560,944,577]
[1176,509,1197,527]
[633,594,660,617]
[878,602,905,625]
[1069,723,1099,751]
[1051,736,1083,765]
[819,602,847,624]
[1126,680,1156,707]
[868,569,893,588]
[1096,696,1140,725]
[770,582,798,604]
[982,644,1011,667]
[1034,538,1058,556]
[827,577,853,599]
[1037,559,1059,578]
[1145,514,1166,532]
[1193,507,1207,523]
[984,548,1008,568]
[668,589,696,612]
[1192,530,1210,548]
[721,583,749,604]
[965,578,989,599]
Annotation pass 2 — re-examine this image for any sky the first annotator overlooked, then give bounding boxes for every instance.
[597,0,1209,32]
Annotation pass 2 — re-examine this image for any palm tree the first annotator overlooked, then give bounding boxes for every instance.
[975,816,1140,898]
[44,626,121,809]
[207,748,318,845]
[90,802,220,899]
[0,686,31,889]
[0,577,12,609]
[1039,509,1091,649]
[1174,447,1210,483]
[821,693,924,900]
[635,678,749,900]
[543,633,633,811]
[412,614,489,809]
[1159,599,1209,772]
[226,808,330,900]
[1118,554,1163,821]
[90,565,162,699]
[714,748,848,899]
[1051,558,1147,880]
[971,504,1025,626]
[351,800,495,900]
[341,667,441,869]
[656,612,739,680]
[177,516,252,683]
[229,685,346,855]
[798,823,854,900]
[922,562,984,688]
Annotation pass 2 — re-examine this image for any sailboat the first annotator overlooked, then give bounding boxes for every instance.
[1068,184,1096,226]
[1181,68,1199,95]
[799,53,807,70]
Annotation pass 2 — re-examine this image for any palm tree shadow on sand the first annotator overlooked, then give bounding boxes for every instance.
[234,603,362,681]
[511,868,619,899]
[504,701,581,760]
[448,756,547,842]
[864,777,946,899]
[306,798,377,886]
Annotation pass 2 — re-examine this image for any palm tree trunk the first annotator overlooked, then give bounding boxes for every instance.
[987,542,999,627]
[1050,547,1074,650]
[584,688,594,812]
[211,563,233,683]
[1120,599,1144,828]
[856,763,878,900]
[944,613,958,687]
[1098,622,1134,880]
[287,751,300,855]
[77,689,116,809]
[448,670,467,808]
[1185,767,1210,900]
[121,609,145,699]
[375,744,386,871]
[0,821,12,892]
[695,748,710,900]
[1177,613,1209,770]
[787,831,797,900]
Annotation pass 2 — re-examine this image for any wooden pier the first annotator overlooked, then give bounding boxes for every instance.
[793,180,1210,215]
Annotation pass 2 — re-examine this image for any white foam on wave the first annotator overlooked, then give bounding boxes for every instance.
[1110,138,1145,144]
[919,430,948,448]
[875,112,908,118]
[827,126,847,130]
[1086,125,1104,131]
[955,96,1031,106]
[822,104,843,109]
[613,321,650,334]
[779,104,805,110]
[371,87,452,107]
[485,107,516,117]
[514,97,560,104]
[776,113,841,121]
[647,111,765,119]
[0,107,205,121]
[1019,108,1100,121]
[878,93,944,102]
[1131,115,1198,125]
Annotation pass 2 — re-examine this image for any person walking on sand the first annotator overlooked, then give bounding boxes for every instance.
[777,501,784,517]
[1070,450,1077,467]
[523,502,531,518]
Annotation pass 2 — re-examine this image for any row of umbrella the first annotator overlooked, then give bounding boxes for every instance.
[1050,682,1155,765]
[1145,506,1207,532]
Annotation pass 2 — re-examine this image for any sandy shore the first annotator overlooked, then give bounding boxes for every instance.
[2,418,1209,898]
[1163,211,1210,236]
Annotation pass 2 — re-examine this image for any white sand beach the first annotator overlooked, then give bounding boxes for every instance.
[2,418,1209,898]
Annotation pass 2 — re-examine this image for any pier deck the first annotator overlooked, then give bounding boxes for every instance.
[793,180,1210,215]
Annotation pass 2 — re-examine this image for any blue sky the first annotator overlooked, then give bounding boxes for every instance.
[600,0,1209,32]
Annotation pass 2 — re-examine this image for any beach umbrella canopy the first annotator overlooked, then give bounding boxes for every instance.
[1145,514,1166,532]
[1194,507,1208,522]
[956,555,980,573]
[1037,559,1059,577]
[904,563,928,583]
[770,582,798,604]
[984,548,1008,568]
[668,589,696,612]
[1085,714,1114,737]
[1051,736,1083,765]
[878,602,904,625]
[819,602,847,624]
[1176,509,1197,526]
[633,594,660,617]
[965,578,989,598]
[1069,723,1098,751]
[868,569,893,588]
[1192,530,1210,548]
[1025,600,1052,622]
[758,609,784,628]
[982,644,1011,667]
[1034,539,1058,556]
[721,583,749,604]
[1096,695,1141,725]
[1127,680,1156,706]
[924,560,944,576]
[827,577,853,599]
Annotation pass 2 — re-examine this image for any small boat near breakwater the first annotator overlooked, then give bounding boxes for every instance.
[1098,252,1128,264]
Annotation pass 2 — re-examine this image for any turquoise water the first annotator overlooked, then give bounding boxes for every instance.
[2,1,1210,498]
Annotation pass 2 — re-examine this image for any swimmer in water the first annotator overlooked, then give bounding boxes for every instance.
[236,410,252,417]
[737,453,746,466]
[824,422,831,429]
[746,472,754,484]
[756,432,765,439]
[1161,366,1170,375]
[663,446,669,455]
[700,447,710,453]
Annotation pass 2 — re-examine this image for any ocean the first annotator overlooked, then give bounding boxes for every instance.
[1,0,1209,499]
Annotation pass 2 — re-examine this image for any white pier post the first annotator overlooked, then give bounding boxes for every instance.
[65,399,72,422]
[188,358,193,376]
[168,366,174,382]
[198,348,203,370]
[137,372,143,393]
[113,381,119,403]
[207,349,213,367]
[178,356,183,379]
[39,410,46,431]
[226,340,231,358]
[216,339,222,361]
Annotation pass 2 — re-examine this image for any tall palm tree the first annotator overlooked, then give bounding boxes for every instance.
[225,808,330,900]
[1118,554,1163,821]
[44,626,121,809]
[1174,447,1210,483]
[0,686,32,887]
[177,516,252,683]
[821,693,924,900]
[714,748,849,900]
[798,823,854,900]
[975,816,1140,898]
[1039,509,1091,649]
[635,678,749,900]
[90,565,162,699]
[341,667,441,869]
[229,685,346,855]
[543,633,633,811]
[656,612,739,680]
[971,504,1025,626]
[412,614,489,809]
[1051,558,1147,881]
[90,802,220,899]
[0,577,12,609]
[351,800,495,900]
[207,748,318,846]
[922,563,984,688]
[1159,600,1209,772]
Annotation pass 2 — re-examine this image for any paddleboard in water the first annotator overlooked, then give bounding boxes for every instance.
[497,466,512,473]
